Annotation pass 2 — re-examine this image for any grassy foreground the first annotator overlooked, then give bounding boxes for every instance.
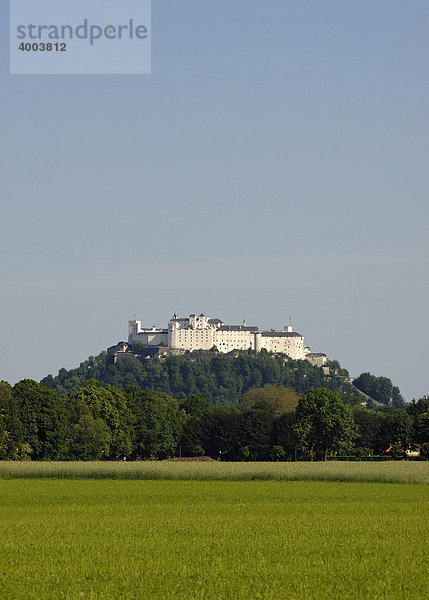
[0,479,428,600]
[0,460,428,483]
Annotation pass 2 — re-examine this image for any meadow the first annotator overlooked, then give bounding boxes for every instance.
[0,459,428,483]
[0,478,428,599]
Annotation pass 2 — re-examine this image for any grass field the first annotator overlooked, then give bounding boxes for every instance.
[1,479,428,599]
[0,460,428,483]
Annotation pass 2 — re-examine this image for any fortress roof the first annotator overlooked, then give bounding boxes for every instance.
[261,331,302,337]
[217,325,258,332]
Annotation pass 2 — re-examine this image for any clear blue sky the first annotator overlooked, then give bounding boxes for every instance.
[1,0,428,400]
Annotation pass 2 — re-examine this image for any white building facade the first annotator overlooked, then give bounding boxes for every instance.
[128,313,317,361]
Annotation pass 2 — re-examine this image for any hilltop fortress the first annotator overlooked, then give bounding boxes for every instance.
[125,313,326,366]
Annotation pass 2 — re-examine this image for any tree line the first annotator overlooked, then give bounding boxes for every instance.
[1,379,427,462]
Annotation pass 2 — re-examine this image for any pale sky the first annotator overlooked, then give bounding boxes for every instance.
[1,0,428,401]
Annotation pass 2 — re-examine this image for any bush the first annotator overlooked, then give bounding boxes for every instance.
[420,442,429,460]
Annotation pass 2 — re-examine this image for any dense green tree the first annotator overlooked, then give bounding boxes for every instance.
[177,395,211,457]
[0,381,23,459]
[73,380,133,459]
[294,388,357,460]
[353,372,373,396]
[202,406,240,460]
[406,396,429,448]
[126,388,184,459]
[12,380,69,460]
[237,401,276,461]
[353,372,404,406]
[352,406,384,454]
[341,394,364,407]
[272,411,298,460]
[68,398,111,460]
[375,377,393,405]
[240,385,299,414]
[178,416,205,457]
[414,412,429,445]
[326,359,349,379]
[391,386,405,409]
[271,445,287,461]
[406,396,429,417]
[180,394,211,418]
[375,406,413,454]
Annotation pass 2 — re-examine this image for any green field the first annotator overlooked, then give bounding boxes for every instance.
[1,460,428,483]
[1,478,428,599]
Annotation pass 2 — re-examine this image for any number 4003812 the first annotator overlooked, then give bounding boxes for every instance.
[18,42,67,52]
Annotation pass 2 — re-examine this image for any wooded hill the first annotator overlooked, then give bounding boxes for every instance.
[41,350,359,405]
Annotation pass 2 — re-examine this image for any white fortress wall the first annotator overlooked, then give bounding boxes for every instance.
[213,326,257,352]
[258,331,305,360]
[128,314,313,361]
